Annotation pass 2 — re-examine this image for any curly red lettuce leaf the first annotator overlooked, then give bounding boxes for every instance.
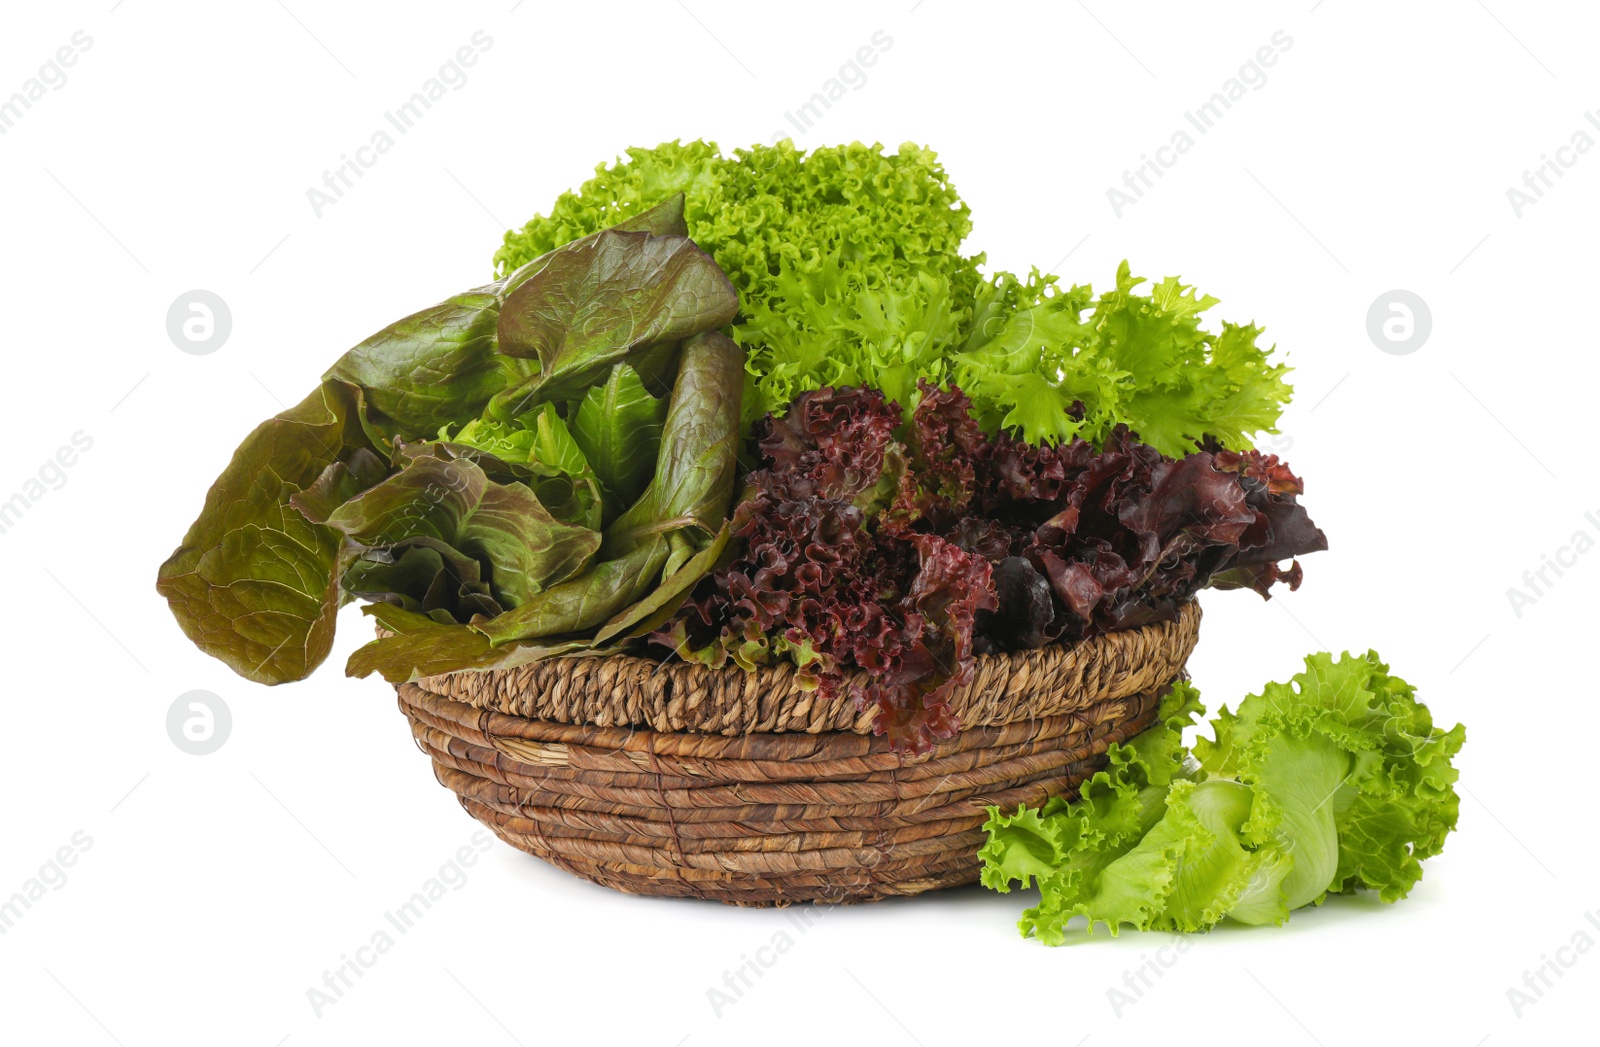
[658,382,1325,749]
[859,534,995,748]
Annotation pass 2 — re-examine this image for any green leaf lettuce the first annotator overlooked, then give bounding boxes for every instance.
[981,652,1464,944]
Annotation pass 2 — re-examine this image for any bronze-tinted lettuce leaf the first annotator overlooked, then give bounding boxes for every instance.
[324,194,692,444]
[488,229,738,417]
[156,380,372,684]
[345,604,550,682]
[323,290,515,444]
[497,192,690,296]
[160,193,724,685]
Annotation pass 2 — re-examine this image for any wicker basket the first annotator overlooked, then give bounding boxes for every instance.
[394,601,1200,906]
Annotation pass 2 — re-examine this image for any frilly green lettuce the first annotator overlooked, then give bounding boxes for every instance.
[980,652,1464,945]
[496,141,1293,456]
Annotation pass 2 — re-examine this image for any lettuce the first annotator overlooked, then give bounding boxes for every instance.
[572,363,668,518]
[980,652,1464,944]
[446,406,605,532]
[496,141,1293,455]
[154,380,371,684]
[349,330,744,678]
[159,203,737,684]
[293,450,601,611]
[661,384,1323,752]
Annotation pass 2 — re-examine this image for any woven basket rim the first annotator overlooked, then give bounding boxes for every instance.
[399,600,1201,737]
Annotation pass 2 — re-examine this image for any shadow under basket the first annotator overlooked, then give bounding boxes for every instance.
[394,601,1200,906]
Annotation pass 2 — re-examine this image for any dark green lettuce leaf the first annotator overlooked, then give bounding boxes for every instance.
[488,229,738,417]
[590,522,731,644]
[471,540,670,642]
[323,290,514,444]
[156,380,372,684]
[345,524,731,684]
[294,451,601,610]
[602,330,743,558]
[519,404,604,532]
[343,543,502,623]
[573,362,667,519]
[322,193,693,445]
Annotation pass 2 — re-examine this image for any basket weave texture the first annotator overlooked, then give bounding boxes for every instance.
[395,601,1200,905]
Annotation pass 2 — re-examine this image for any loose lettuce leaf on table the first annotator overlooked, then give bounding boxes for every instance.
[155,380,373,684]
[980,652,1464,945]
[1195,650,1465,904]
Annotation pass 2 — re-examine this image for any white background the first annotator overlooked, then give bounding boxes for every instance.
[1,1,1595,1043]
